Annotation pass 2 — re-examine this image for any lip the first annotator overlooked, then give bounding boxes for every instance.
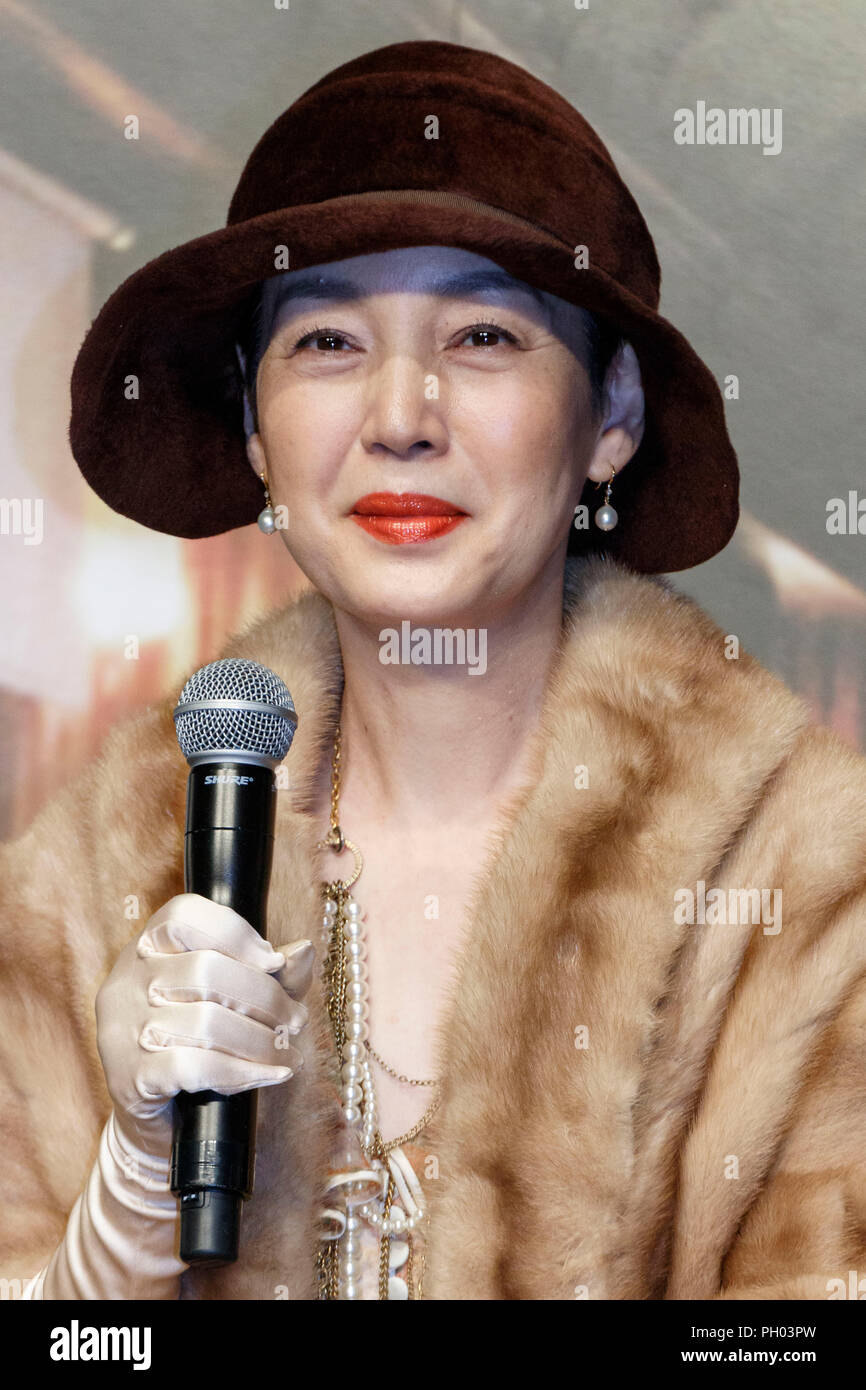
[350,492,469,546]
[351,492,467,517]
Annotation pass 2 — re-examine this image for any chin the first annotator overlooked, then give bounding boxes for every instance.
[297,521,521,625]
[335,546,494,628]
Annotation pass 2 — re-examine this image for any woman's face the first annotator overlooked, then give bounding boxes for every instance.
[247,245,635,627]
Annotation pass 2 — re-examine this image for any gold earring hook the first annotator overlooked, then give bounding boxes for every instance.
[594,463,617,490]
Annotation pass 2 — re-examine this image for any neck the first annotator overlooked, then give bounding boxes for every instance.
[320,556,569,834]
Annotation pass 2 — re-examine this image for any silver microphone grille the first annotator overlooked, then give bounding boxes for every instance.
[173,658,297,767]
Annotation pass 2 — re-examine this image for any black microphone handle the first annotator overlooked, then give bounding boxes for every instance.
[170,761,277,1266]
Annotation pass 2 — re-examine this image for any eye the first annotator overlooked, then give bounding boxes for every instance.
[455,321,518,349]
[290,319,518,353]
[292,324,354,352]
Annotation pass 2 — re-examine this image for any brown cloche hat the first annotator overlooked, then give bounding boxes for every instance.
[68,39,739,574]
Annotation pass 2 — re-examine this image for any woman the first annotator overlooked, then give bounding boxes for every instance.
[4,39,866,1302]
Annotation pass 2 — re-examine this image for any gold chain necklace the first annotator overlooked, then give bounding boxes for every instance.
[364,1041,437,1087]
[315,724,440,1300]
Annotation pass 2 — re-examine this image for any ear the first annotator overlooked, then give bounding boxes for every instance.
[246,430,267,477]
[234,339,259,445]
[585,341,645,485]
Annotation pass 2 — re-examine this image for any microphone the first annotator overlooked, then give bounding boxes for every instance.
[169,657,297,1265]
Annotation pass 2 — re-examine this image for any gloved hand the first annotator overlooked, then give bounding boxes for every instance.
[97,891,311,1157]
[23,893,314,1300]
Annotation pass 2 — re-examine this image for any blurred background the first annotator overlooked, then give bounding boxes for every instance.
[0,0,863,839]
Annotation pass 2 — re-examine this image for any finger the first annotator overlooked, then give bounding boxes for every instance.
[136,1046,304,1101]
[273,940,316,1000]
[138,894,284,973]
[147,950,308,1032]
[138,1000,302,1068]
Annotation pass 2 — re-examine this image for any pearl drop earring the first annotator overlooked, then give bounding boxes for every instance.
[594,463,618,531]
[257,470,276,534]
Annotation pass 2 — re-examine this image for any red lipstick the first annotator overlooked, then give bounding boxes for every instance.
[350,492,468,545]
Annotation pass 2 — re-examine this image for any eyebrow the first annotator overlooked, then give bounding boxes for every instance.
[270,268,549,314]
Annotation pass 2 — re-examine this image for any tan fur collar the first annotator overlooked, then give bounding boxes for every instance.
[172,553,866,1299]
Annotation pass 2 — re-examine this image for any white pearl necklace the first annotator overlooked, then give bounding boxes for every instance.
[318,889,429,1299]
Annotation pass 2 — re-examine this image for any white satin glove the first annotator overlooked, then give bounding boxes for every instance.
[23,893,314,1300]
[23,1109,191,1300]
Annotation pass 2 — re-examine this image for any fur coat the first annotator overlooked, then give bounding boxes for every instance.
[2,553,866,1301]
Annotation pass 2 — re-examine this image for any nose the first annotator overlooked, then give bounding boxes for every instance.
[359,351,449,463]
